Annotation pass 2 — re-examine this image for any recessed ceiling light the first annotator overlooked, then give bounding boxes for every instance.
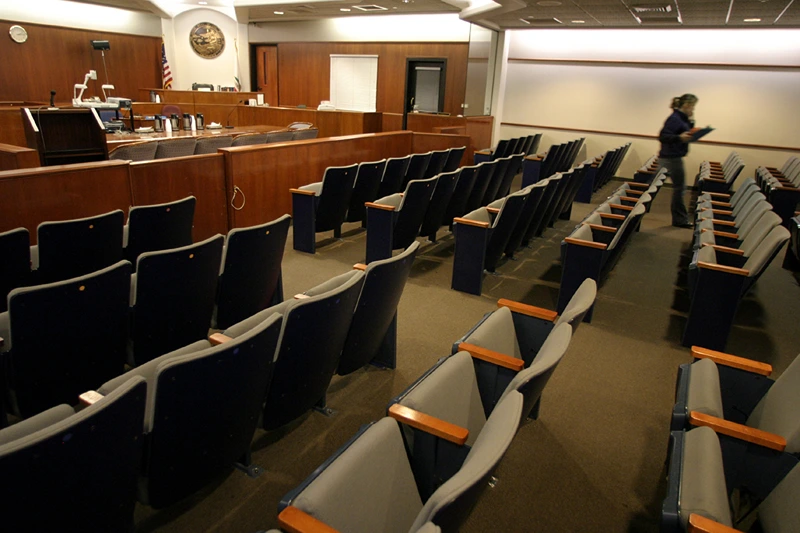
[274,11,284,15]
[571,20,585,23]
[340,7,350,11]
[743,18,761,22]
[198,1,207,4]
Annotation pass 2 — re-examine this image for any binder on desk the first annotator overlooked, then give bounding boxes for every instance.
[689,126,714,142]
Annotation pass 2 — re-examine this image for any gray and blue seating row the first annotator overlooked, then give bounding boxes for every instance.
[754,155,800,227]
[696,151,745,194]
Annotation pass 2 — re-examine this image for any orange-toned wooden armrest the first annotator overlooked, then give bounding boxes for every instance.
[609,203,633,211]
[707,161,722,167]
[564,237,608,250]
[711,209,733,216]
[525,155,543,162]
[591,162,599,168]
[710,201,732,208]
[619,196,639,202]
[388,404,469,445]
[289,188,316,196]
[486,207,500,214]
[278,506,340,533]
[623,189,643,196]
[691,346,772,376]
[476,149,491,155]
[79,390,104,407]
[706,192,731,199]
[702,243,744,256]
[626,182,649,188]
[711,219,736,227]
[588,223,617,233]
[764,166,779,172]
[702,229,739,239]
[497,298,558,322]
[454,217,490,228]
[209,333,233,346]
[703,177,728,183]
[365,202,396,212]
[352,263,367,271]
[457,342,524,372]
[599,213,627,220]
[688,513,742,533]
[689,411,786,451]
[696,261,749,276]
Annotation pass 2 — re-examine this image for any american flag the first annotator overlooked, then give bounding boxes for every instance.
[162,40,173,90]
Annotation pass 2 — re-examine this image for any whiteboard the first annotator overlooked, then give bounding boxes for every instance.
[330,54,378,112]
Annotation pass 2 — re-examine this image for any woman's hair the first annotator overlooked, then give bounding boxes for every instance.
[671,94,698,109]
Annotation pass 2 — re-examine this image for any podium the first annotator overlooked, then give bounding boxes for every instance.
[21,108,109,166]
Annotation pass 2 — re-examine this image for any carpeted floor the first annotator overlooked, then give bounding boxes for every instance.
[133,177,800,533]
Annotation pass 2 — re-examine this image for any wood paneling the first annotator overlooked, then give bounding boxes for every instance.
[0,143,39,171]
[0,160,132,243]
[0,21,160,104]
[129,154,229,241]
[466,116,494,152]
[221,132,415,227]
[382,113,404,132]
[411,133,473,167]
[254,45,279,105]
[277,43,469,116]
[0,108,30,146]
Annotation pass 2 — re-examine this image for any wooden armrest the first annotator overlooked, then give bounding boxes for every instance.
[79,390,104,406]
[388,404,469,445]
[497,298,558,322]
[691,346,772,376]
[706,192,730,199]
[525,155,543,161]
[711,209,733,216]
[623,189,643,196]
[696,261,749,276]
[599,213,626,220]
[475,149,491,155]
[701,229,739,239]
[688,514,742,533]
[290,188,316,196]
[626,182,649,189]
[712,219,736,227]
[588,223,617,233]
[703,177,728,183]
[486,207,500,214]
[619,196,639,203]
[564,237,608,250]
[454,217,490,228]
[689,411,786,451]
[609,203,633,211]
[702,243,744,256]
[278,506,340,533]
[457,342,524,372]
[365,202,396,211]
[352,263,367,271]
[710,201,732,208]
[209,332,233,346]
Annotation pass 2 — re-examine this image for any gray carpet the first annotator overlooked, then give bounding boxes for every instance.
[133,178,800,532]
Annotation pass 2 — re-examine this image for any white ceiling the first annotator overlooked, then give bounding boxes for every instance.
[71,0,800,30]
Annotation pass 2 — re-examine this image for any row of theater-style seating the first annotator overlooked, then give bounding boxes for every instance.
[661,344,800,533]
[696,151,746,194]
[682,177,790,351]
[274,278,597,533]
[109,125,319,162]
[754,155,800,227]
[0,237,421,529]
[556,155,665,320]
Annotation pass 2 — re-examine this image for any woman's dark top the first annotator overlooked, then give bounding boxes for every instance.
[659,109,694,158]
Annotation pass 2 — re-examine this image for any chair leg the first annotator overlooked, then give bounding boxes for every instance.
[234,450,264,479]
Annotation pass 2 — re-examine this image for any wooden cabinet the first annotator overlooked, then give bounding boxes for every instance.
[21,108,108,166]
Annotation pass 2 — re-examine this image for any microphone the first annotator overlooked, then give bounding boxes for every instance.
[50,90,56,107]
[225,100,243,128]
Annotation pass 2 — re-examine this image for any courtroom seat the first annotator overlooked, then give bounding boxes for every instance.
[443,165,479,226]
[0,228,31,313]
[336,241,419,375]
[465,160,497,213]
[494,153,525,201]
[109,140,158,162]
[0,261,131,420]
[504,180,548,258]
[365,176,438,263]
[214,214,290,330]
[403,152,432,189]
[288,121,313,130]
[345,159,388,225]
[524,175,561,242]
[265,129,295,143]
[423,149,450,179]
[123,196,196,265]
[291,163,359,254]
[292,128,319,140]
[98,312,283,509]
[129,235,224,366]
[153,137,197,159]
[694,210,782,265]
[442,146,466,172]
[277,390,523,533]
[419,168,460,242]
[231,132,268,147]
[481,155,512,205]
[373,155,409,200]
[219,270,365,430]
[0,375,146,531]
[193,134,233,154]
[31,209,124,284]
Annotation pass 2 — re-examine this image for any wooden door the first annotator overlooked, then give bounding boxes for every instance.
[255,45,279,106]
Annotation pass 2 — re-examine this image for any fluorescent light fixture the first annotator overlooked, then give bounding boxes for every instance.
[340,7,350,11]
[274,10,284,14]
[572,20,585,23]
[198,1,207,4]
[744,18,761,22]
[520,18,531,24]
[353,5,389,12]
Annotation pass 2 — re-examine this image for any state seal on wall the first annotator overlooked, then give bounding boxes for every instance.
[189,22,225,59]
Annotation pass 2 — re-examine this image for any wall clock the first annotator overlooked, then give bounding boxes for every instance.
[189,22,225,59]
[9,25,28,44]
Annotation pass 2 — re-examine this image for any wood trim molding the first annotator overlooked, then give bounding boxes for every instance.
[689,411,786,452]
[278,506,340,533]
[388,404,469,445]
[457,342,525,372]
[688,514,742,533]
[691,345,772,376]
[497,298,558,322]
[507,56,800,71]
